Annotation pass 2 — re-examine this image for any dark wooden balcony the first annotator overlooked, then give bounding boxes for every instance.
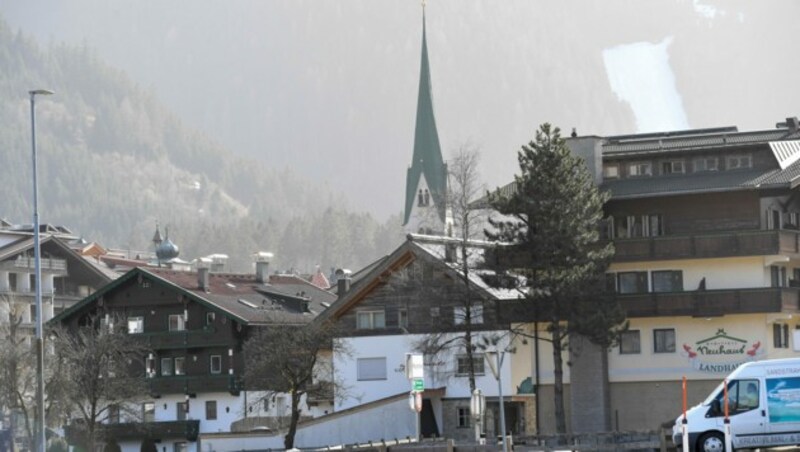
[617,287,800,318]
[138,327,230,350]
[65,419,200,444]
[613,230,800,262]
[148,374,243,397]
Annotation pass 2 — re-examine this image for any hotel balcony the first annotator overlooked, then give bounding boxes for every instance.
[617,286,800,318]
[613,229,800,262]
[148,374,243,397]
[65,419,200,444]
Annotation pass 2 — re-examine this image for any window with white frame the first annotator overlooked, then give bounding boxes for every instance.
[614,214,663,238]
[206,400,217,420]
[727,154,752,170]
[356,310,386,330]
[693,157,718,172]
[619,330,641,354]
[456,354,485,376]
[176,402,187,421]
[457,407,470,428]
[357,357,387,381]
[210,355,222,374]
[654,329,676,353]
[767,208,782,230]
[454,303,484,325]
[774,323,790,348]
[168,314,185,332]
[145,356,156,378]
[628,162,652,177]
[142,402,155,423]
[127,316,144,334]
[174,357,186,376]
[398,309,408,329]
[771,266,788,288]
[603,164,619,179]
[206,312,216,326]
[161,358,174,376]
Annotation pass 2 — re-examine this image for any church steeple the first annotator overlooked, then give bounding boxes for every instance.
[403,7,448,232]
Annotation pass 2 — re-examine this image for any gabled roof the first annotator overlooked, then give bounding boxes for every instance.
[51,266,333,327]
[404,12,447,225]
[0,235,115,283]
[314,234,521,324]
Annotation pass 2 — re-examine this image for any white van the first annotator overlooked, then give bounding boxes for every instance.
[673,358,800,452]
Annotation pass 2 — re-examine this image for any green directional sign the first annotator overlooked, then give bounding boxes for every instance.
[412,378,425,392]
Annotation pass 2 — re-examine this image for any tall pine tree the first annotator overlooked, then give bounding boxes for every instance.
[487,123,626,434]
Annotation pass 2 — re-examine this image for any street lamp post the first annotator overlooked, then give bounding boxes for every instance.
[485,348,508,452]
[29,88,54,452]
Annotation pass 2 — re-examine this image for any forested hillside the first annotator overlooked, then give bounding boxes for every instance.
[0,17,403,272]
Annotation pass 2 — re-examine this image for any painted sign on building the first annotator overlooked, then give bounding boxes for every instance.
[681,328,764,373]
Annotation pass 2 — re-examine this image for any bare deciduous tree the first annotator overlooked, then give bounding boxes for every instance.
[243,321,349,450]
[50,315,149,451]
[0,295,36,450]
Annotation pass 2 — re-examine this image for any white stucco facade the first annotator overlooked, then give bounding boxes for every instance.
[334,331,512,411]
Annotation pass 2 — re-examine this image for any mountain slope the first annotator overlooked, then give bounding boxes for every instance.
[0,18,403,272]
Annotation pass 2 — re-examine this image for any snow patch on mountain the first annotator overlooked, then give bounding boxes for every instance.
[603,36,689,133]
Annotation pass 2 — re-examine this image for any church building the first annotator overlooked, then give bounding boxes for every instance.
[403,10,452,236]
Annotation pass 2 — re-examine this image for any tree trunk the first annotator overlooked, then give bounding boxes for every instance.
[461,244,477,392]
[551,320,567,436]
[284,390,302,449]
[465,327,476,392]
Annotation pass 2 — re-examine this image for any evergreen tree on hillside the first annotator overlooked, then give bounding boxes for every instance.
[486,123,626,434]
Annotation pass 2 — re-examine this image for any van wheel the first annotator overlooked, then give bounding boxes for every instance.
[698,432,725,452]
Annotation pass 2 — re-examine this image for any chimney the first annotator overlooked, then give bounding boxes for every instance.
[788,117,799,133]
[336,268,352,298]
[253,252,274,284]
[198,267,209,291]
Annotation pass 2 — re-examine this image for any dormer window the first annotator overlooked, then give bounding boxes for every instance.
[628,162,652,177]
[693,157,718,172]
[727,154,752,170]
[662,160,684,175]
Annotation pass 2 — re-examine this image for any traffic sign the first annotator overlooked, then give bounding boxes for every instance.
[412,378,424,392]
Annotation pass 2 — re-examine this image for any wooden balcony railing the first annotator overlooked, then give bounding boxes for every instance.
[147,374,243,396]
[0,256,67,272]
[500,287,800,322]
[613,230,800,262]
[136,327,230,350]
[617,287,800,318]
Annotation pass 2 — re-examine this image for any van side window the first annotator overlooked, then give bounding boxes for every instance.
[715,379,759,413]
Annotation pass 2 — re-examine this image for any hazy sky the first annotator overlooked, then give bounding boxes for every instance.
[4,0,800,219]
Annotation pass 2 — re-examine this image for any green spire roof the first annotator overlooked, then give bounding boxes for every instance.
[404,11,447,226]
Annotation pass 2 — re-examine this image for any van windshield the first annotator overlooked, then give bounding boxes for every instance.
[702,382,724,405]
